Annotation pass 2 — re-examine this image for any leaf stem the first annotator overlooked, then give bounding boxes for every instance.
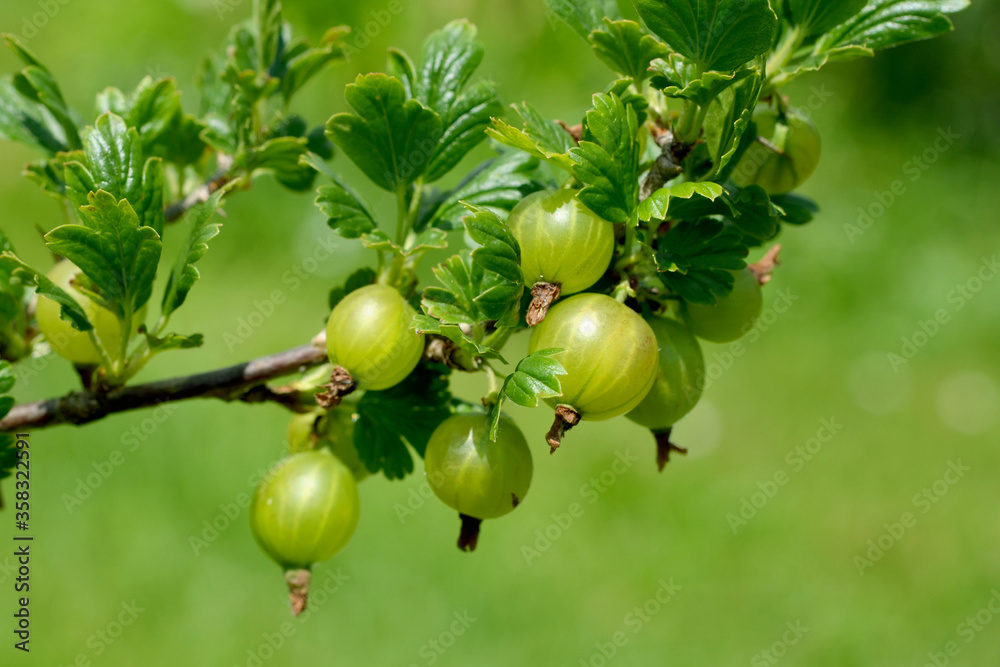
[766,26,803,87]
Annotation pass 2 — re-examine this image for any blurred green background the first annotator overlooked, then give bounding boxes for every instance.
[1,1,998,665]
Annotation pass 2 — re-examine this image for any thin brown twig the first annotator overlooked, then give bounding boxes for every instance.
[0,337,327,432]
[163,155,236,223]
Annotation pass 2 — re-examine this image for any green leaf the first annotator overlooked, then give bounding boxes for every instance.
[486,102,576,172]
[771,192,818,225]
[406,228,448,254]
[725,185,781,241]
[77,113,143,205]
[143,331,204,352]
[125,77,183,153]
[703,57,765,177]
[463,205,522,281]
[281,27,348,103]
[326,73,443,191]
[4,34,80,149]
[638,181,727,221]
[633,0,778,72]
[570,92,640,225]
[0,253,92,331]
[420,152,544,231]
[545,0,623,39]
[45,191,162,317]
[245,136,314,191]
[423,250,520,327]
[0,361,16,482]
[649,53,756,106]
[315,179,377,239]
[425,81,503,183]
[0,79,66,153]
[416,20,484,118]
[353,362,454,480]
[140,158,165,236]
[654,219,749,304]
[161,189,226,318]
[488,349,566,440]
[816,0,968,52]
[786,0,869,35]
[589,19,670,83]
[255,0,283,73]
[328,267,377,310]
[411,314,504,363]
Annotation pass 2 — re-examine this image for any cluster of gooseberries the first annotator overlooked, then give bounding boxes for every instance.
[32,110,816,616]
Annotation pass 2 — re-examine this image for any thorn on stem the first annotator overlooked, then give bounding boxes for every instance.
[653,428,688,472]
[526,282,561,327]
[315,366,356,409]
[546,405,581,453]
[457,513,482,552]
[749,244,782,286]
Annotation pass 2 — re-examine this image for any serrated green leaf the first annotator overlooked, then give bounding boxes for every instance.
[0,253,92,331]
[0,78,65,153]
[589,18,670,83]
[545,0,622,39]
[246,136,314,191]
[315,179,377,238]
[45,191,162,317]
[703,57,765,177]
[422,251,486,326]
[359,230,403,257]
[816,0,968,52]
[570,92,640,225]
[411,313,505,363]
[80,113,143,205]
[326,73,443,191]
[161,189,225,318]
[633,0,777,72]
[140,158,164,236]
[406,228,448,255]
[649,53,756,106]
[638,181,727,221]
[485,102,576,172]
[654,219,749,304]
[420,152,544,231]
[424,80,503,183]
[463,205,523,284]
[353,362,454,479]
[488,348,566,440]
[281,27,348,103]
